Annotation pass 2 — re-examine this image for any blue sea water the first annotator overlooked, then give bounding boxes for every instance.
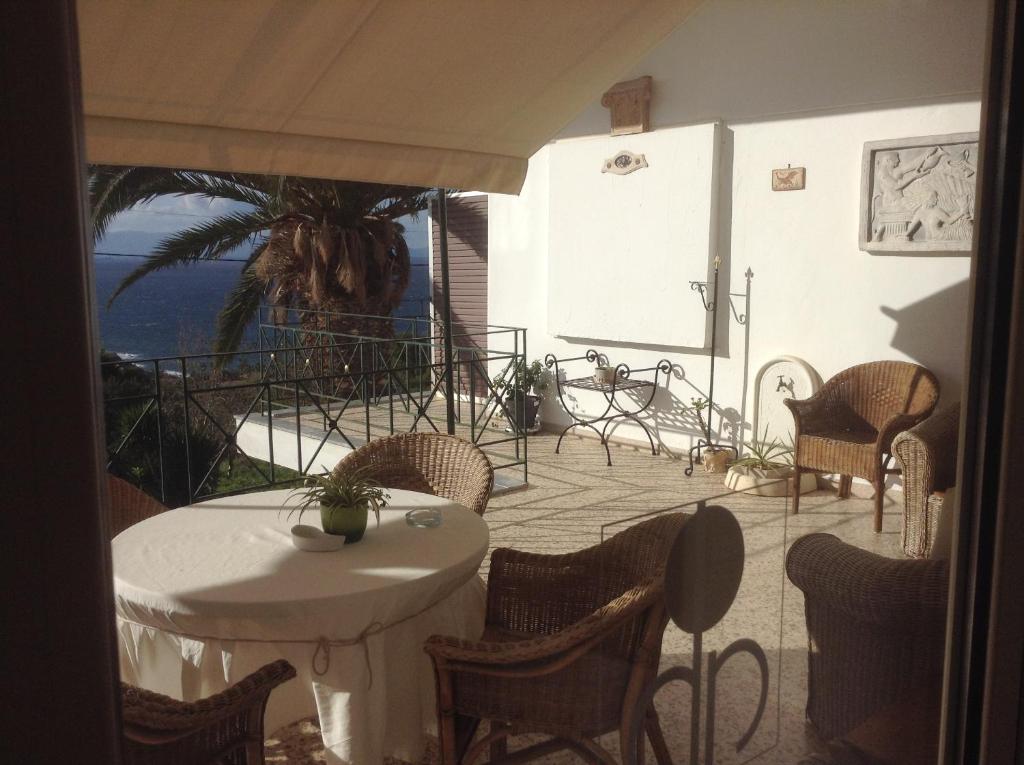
[94,255,251,359]
[93,254,431,360]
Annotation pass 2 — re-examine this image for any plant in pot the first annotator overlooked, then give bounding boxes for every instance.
[494,359,548,432]
[288,465,389,543]
[723,430,815,496]
[690,397,729,472]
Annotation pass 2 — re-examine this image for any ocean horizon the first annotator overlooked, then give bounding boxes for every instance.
[94,254,431,360]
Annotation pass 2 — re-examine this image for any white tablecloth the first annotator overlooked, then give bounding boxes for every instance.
[112,488,488,765]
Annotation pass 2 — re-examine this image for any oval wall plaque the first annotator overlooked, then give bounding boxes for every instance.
[602,150,648,175]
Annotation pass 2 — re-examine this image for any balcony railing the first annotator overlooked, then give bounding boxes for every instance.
[102,307,528,506]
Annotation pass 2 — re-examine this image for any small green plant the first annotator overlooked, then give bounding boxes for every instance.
[493,358,549,398]
[690,397,710,440]
[731,428,793,471]
[287,465,390,528]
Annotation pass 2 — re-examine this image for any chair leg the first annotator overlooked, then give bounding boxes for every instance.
[837,474,852,498]
[490,720,508,761]
[873,479,885,533]
[645,709,674,765]
[791,468,801,515]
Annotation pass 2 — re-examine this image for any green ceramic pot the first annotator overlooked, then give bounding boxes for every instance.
[320,502,368,543]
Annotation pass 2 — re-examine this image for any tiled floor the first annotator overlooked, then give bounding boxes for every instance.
[268,431,907,764]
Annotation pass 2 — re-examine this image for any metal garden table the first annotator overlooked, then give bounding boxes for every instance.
[544,350,671,466]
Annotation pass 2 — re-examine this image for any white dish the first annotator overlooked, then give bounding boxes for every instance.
[291,524,346,552]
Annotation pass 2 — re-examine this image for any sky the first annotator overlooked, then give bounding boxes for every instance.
[98,193,430,258]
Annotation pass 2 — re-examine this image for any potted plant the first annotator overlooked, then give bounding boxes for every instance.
[288,465,389,543]
[593,365,616,385]
[494,358,549,432]
[724,429,815,496]
[690,397,729,472]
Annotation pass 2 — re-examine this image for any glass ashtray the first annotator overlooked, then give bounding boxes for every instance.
[405,508,443,528]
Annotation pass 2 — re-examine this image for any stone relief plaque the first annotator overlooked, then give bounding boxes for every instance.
[859,132,978,252]
[601,150,648,175]
[772,166,805,191]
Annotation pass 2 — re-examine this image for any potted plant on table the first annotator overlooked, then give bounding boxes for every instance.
[724,429,815,496]
[288,465,390,543]
[493,358,549,432]
[691,397,729,473]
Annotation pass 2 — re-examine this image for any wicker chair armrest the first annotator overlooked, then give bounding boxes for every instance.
[893,404,960,489]
[425,580,661,669]
[784,392,832,436]
[121,659,296,732]
[878,412,928,453]
[786,534,948,625]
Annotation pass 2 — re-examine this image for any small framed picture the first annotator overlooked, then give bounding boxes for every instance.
[771,167,806,191]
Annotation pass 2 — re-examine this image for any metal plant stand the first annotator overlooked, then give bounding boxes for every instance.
[545,350,671,466]
[685,258,752,476]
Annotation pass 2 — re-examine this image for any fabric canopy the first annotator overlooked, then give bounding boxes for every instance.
[77,1,700,194]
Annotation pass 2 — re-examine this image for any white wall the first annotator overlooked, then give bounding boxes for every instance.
[489,0,985,458]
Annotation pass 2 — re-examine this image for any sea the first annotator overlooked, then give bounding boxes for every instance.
[94,253,431,361]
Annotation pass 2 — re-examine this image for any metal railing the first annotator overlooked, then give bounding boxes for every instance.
[102,307,528,506]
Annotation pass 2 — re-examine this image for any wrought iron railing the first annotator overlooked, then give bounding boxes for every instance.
[102,308,528,506]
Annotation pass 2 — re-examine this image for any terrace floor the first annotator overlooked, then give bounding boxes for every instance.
[266,430,907,765]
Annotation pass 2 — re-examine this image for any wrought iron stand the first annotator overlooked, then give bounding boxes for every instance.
[545,350,671,466]
[685,259,753,476]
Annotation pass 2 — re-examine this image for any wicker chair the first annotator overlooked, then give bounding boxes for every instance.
[107,474,169,539]
[121,659,296,765]
[784,361,939,532]
[334,433,494,516]
[786,534,948,757]
[425,513,689,765]
[892,403,960,558]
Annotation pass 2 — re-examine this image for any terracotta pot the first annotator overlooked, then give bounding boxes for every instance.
[593,366,615,385]
[703,449,730,473]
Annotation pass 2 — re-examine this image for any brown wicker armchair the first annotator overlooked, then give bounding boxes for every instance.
[786,534,948,759]
[425,513,688,765]
[784,361,939,532]
[892,403,960,558]
[121,659,296,765]
[334,433,494,515]
[107,474,169,539]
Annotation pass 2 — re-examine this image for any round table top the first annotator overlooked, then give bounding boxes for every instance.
[112,488,489,641]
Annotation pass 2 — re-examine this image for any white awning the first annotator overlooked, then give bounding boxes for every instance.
[78,1,700,194]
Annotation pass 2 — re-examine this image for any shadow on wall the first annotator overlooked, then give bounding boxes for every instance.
[880,278,970,402]
[556,0,986,140]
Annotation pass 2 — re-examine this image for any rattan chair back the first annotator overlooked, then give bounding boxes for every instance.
[107,474,169,540]
[333,433,494,515]
[427,512,688,764]
[821,361,939,432]
[121,659,296,764]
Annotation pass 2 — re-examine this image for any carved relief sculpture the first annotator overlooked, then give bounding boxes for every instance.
[859,132,979,252]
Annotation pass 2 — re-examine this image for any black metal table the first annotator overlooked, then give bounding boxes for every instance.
[544,350,671,466]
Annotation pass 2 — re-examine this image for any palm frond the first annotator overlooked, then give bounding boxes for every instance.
[89,166,274,241]
[107,211,268,305]
[213,251,268,359]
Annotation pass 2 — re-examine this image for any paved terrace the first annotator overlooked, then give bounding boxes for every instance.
[266,430,906,765]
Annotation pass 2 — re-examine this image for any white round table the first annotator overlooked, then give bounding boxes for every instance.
[113,488,489,765]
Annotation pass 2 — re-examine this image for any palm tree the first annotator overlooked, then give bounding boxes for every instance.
[90,167,433,355]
